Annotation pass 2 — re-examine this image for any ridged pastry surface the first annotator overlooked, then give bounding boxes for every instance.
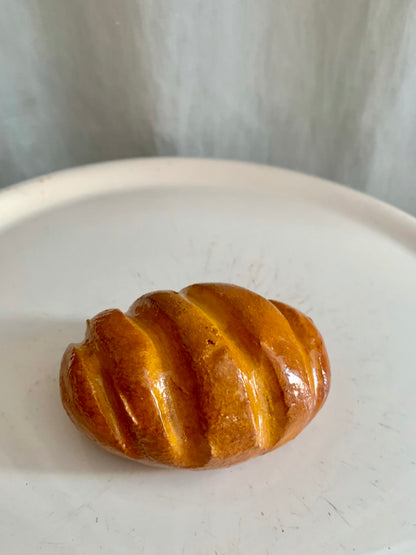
[60,283,330,469]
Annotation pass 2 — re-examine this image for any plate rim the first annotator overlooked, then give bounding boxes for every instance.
[1,157,415,243]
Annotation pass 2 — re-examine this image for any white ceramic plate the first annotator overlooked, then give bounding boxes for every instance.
[1,158,415,555]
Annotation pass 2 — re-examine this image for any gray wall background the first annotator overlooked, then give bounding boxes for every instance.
[1,1,416,215]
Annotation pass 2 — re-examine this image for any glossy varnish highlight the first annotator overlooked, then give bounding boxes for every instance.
[60,283,330,469]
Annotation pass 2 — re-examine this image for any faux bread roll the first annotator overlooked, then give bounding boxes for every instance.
[60,283,330,469]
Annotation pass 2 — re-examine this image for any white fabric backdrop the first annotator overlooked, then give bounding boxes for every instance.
[1,1,416,214]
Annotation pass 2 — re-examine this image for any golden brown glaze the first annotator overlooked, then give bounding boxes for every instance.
[60,283,330,469]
